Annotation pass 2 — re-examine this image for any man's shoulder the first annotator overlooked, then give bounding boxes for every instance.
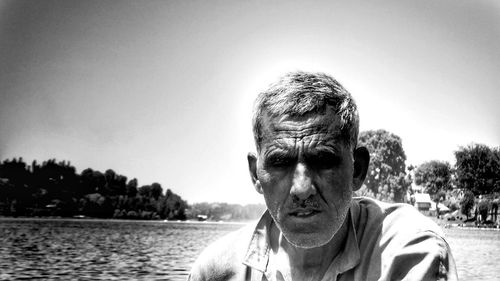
[351,197,457,280]
[351,196,447,254]
[353,196,444,235]
[188,222,257,281]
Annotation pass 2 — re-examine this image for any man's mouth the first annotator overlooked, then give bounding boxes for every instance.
[289,209,320,218]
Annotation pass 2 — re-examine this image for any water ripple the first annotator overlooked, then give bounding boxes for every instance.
[1,219,498,280]
[0,219,243,280]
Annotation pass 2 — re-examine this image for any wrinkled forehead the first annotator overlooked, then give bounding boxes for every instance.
[259,110,344,144]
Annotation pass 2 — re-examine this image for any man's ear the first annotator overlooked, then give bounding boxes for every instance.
[352,146,370,191]
[247,152,263,194]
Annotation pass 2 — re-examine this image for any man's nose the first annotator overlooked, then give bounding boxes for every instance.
[290,163,316,200]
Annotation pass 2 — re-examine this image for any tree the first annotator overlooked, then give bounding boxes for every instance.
[493,147,500,193]
[81,193,114,218]
[460,190,475,219]
[414,161,452,202]
[0,158,33,215]
[455,144,500,195]
[138,185,152,198]
[161,188,187,220]
[91,171,106,195]
[477,199,489,223]
[103,169,127,196]
[358,130,410,202]
[80,168,97,195]
[126,178,138,197]
[150,183,163,200]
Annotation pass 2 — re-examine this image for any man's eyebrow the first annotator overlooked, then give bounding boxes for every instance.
[303,144,343,158]
[263,147,296,158]
[313,145,341,153]
[311,134,345,147]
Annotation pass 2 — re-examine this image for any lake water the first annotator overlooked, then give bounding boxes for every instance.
[0,218,498,280]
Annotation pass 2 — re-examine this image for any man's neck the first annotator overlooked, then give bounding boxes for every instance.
[269,218,349,281]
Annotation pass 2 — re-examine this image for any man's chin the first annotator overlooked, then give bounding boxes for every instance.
[277,212,346,249]
[282,230,334,249]
[279,221,337,249]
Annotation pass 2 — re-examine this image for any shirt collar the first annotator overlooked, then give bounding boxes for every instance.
[242,210,273,272]
[243,204,361,275]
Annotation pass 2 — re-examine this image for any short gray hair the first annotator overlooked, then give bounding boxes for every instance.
[252,71,359,151]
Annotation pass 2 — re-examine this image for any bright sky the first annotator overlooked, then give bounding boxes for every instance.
[1,0,499,204]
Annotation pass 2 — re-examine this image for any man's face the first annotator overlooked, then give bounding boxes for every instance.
[249,111,357,248]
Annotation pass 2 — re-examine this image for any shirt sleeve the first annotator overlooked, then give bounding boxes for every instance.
[381,230,458,281]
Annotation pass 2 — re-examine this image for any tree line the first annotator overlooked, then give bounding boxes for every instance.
[356,129,500,221]
[0,158,187,220]
[0,158,267,222]
[413,144,500,221]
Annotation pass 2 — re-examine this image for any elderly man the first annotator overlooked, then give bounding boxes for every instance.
[189,71,457,281]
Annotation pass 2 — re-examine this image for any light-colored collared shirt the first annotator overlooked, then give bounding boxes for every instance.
[188,197,458,281]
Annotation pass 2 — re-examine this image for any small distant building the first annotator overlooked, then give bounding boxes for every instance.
[414,193,433,214]
[196,215,208,221]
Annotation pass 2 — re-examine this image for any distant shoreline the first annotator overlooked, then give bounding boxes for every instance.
[0,216,255,225]
[2,216,499,230]
[430,217,500,231]
[444,224,500,231]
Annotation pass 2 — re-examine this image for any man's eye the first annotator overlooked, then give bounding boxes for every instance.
[265,155,295,168]
[307,153,341,170]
